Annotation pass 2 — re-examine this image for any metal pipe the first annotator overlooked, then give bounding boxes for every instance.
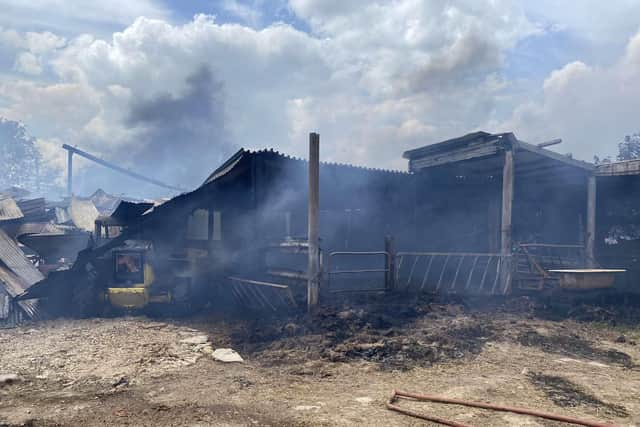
[388,389,614,427]
[227,276,289,289]
[61,144,186,192]
[537,138,562,148]
[397,251,501,257]
[67,150,73,196]
[420,255,434,292]
[328,269,389,274]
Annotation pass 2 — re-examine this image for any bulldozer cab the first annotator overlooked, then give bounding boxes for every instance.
[107,247,159,310]
[114,250,145,286]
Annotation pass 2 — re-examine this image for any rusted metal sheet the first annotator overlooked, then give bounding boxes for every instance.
[0,229,44,320]
[548,269,625,290]
[0,197,23,221]
[595,159,640,176]
[68,197,99,232]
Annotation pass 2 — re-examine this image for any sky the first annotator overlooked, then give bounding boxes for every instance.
[1,0,640,198]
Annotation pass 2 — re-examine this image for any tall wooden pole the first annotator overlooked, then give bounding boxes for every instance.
[586,175,596,267]
[500,149,514,293]
[307,132,320,311]
[67,150,73,196]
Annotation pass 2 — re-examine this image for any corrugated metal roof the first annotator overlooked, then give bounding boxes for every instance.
[0,186,30,200]
[15,222,63,238]
[402,131,595,172]
[16,198,49,222]
[0,228,44,287]
[68,197,99,232]
[0,228,44,319]
[109,200,154,221]
[595,159,640,176]
[203,148,408,186]
[0,265,40,318]
[90,189,121,214]
[0,197,24,221]
[55,206,71,224]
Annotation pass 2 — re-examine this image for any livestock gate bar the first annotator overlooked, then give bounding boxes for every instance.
[307,132,320,310]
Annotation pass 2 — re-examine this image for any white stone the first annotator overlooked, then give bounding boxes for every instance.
[212,348,243,363]
[294,405,321,411]
[0,373,22,385]
[180,335,209,345]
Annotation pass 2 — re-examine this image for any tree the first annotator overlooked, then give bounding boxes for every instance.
[0,117,60,196]
[617,132,640,161]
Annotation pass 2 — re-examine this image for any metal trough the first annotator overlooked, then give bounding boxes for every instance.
[547,269,626,290]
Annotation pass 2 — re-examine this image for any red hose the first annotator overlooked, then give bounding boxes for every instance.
[387,389,616,427]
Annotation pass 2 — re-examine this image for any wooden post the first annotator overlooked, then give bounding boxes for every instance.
[586,175,596,267]
[307,132,320,311]
[385,235,396,291]
[94,220,102,244]
[67,150,73,196]
[500,149,514,293]
[487,192,500,253]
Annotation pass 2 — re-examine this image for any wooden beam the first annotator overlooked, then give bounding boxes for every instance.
[500,149,514,293]
[487,193,500,253]
[501,150,514,254]
[586,175,596,267]
[307,132,320,311]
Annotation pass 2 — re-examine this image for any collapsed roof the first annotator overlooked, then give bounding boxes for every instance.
[403,131,594,182]
[0,228,44,318]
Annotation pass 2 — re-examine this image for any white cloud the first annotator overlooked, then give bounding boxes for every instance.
[0,3,542,195]
[222,0,263,27]
[1,28,65,76]
[14,52,42,75]
[0,0,170,34]
[501,31,640,160]
[4,1,639,197]
[523,1,640,46]
[24,31,66,54]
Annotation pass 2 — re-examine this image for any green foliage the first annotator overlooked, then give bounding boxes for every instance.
[617,133,640,161]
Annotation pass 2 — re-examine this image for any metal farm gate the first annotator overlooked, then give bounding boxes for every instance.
[323,243,511,297]
[394,251,511,295]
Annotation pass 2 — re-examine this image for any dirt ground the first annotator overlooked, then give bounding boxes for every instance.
[1,296,639,426]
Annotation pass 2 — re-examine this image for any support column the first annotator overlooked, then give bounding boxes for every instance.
[500,149,514,293]
[586,175,596,267]
[67,150,73,196]
[307,132,320,311]
[385,235,396,291]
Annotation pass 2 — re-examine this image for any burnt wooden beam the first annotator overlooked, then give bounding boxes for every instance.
[307,132,320,311]
[500,148,514,293]
[586,175,596,267]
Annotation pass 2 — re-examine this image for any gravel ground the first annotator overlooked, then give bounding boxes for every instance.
[1,301,639,426]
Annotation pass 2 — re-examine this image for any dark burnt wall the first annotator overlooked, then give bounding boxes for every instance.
[512,174,588,246]
[596,175,640,290]
[250,152,417,252]
[412,171,502,253]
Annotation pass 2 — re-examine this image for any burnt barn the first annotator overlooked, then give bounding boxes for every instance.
[17,131,638,316]
[401,131,600,296]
